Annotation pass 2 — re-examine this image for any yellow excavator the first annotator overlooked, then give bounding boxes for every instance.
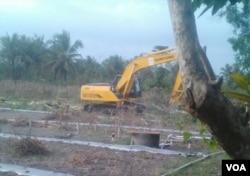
[80,48,183,113]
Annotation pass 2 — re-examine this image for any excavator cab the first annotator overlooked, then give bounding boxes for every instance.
[112,74,142,98]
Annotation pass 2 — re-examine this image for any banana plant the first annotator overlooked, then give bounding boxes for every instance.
[222,73,250,105]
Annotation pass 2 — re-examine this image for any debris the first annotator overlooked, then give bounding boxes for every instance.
[11,118,29,127]
[11,137,50,156]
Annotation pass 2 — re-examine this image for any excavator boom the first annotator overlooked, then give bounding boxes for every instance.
[116,48,178,98]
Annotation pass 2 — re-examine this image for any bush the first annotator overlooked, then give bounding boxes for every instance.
[11,137,50,156]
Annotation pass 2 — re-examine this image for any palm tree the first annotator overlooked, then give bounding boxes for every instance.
[220,63,243,90]
[101,55,127,81]
[0,33,27,82]
[23,35,49,81]
[76,56,103,83]
[48,30,83,85]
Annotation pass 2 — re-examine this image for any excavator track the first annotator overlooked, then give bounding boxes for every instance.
[83,102,146,115]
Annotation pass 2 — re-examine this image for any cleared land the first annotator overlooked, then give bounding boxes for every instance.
[0,107,225,176]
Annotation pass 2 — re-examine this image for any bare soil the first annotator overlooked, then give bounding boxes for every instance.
[0,109,221,176]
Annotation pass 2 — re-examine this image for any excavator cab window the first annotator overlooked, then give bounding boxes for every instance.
[112,75,121,91]
[112,75,142,98]
[129,75,142,98]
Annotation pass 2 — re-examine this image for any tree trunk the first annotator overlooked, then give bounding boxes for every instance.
[168,0,250,159]
[10,59,14,80]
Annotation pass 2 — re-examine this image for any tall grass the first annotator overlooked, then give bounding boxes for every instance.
[0,80,81,102]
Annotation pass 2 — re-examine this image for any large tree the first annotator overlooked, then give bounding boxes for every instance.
[101,55,127,81]
[220,63,242,90]
[76,56,103,84]
[22,35,49,80]
[225,3,250,73]
[0,34,27,82]
[48,30,83,84]
[168,0,250,159]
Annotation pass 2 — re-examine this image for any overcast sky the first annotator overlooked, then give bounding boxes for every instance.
[0,0,235,74]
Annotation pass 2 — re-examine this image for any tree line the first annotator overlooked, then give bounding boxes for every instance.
[0,30,83,84]
[0,30,179,92]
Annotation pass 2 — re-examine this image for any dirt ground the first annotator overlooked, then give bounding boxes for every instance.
[0,108,220,176]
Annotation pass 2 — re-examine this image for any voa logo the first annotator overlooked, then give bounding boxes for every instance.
[222,160,250,176]
[226,164,246,172]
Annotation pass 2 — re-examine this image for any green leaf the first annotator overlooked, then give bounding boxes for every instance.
[192,0,203,11]
[199,127,207,135]
[230,73,250,92]
[209,137,218,150]
[203,136,218,150]
[212,0,227,15]
[183,132,192,142]
[198,5,212,17]
[223,91,250,104]
[177,123,184,131]
[199,121,207,135]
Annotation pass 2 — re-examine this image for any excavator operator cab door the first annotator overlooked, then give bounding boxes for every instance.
[112,75,142,98]
[130,75,142,98]
[112,75,121,89]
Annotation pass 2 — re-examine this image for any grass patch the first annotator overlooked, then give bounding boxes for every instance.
[170,152,227,176]
[0,80,80,102]
[154,152,227,176]
[0,80,82,111]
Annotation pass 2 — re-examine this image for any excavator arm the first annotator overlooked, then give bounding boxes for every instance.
[170,70,183,104]
[115,48,178,98]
